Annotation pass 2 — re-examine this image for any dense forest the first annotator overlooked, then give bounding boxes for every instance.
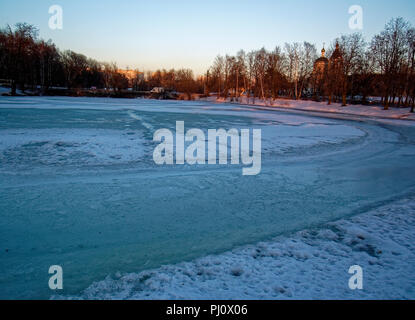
[0,23,201,98]
[0,18,414,110]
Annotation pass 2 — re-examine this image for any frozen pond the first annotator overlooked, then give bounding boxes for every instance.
[0,96,415,299]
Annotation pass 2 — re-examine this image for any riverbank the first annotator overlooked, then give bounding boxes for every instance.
[202,96,415,122]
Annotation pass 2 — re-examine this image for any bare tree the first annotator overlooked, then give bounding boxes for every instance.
[211,55,224,98]
[336,33,366,106]
[285,42,317,100]
[266,46,286,100]
[245,51,256,103]
[372,18,411,109]
[253,48,267,100]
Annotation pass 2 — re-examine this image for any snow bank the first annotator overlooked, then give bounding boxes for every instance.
[205,96,415,122]
[60,196,415,300]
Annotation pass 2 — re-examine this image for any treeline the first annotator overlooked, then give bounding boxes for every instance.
[1,19,415,109]
[0,23,203,97]
[0,23,125,94]
[144,69,204,99]
[206,18,415,111]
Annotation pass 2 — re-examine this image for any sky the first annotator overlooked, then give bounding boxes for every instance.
[1,0,415,75]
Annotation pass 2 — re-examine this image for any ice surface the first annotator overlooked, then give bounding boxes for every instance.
[0,96,415,299]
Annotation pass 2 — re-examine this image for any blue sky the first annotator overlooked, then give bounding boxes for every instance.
[1,0,415,74]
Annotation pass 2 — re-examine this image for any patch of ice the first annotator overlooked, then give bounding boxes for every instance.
[0,128,147,168]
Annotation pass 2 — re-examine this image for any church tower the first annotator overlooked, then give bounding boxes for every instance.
[314,46,329,74]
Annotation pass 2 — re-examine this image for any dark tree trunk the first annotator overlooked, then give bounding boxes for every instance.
[11,81,17,95]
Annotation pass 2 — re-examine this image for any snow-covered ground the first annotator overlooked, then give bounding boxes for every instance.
[0,128,146,167]
[65,196,415,300]
[205,96,415,121]
[1,96,414,300]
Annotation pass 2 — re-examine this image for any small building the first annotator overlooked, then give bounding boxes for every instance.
[151,87,165,93]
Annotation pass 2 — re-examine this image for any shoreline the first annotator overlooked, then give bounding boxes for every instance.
[2,88,414,123]
[201,96,415,123]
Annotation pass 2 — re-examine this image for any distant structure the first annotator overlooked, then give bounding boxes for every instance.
[328,42,344,81]
[150,87,165,93]
[330,42,343,64]
[312,46,329,98]
[312,42,343,101]
[313,42,344,76]
[314,46,329,75]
